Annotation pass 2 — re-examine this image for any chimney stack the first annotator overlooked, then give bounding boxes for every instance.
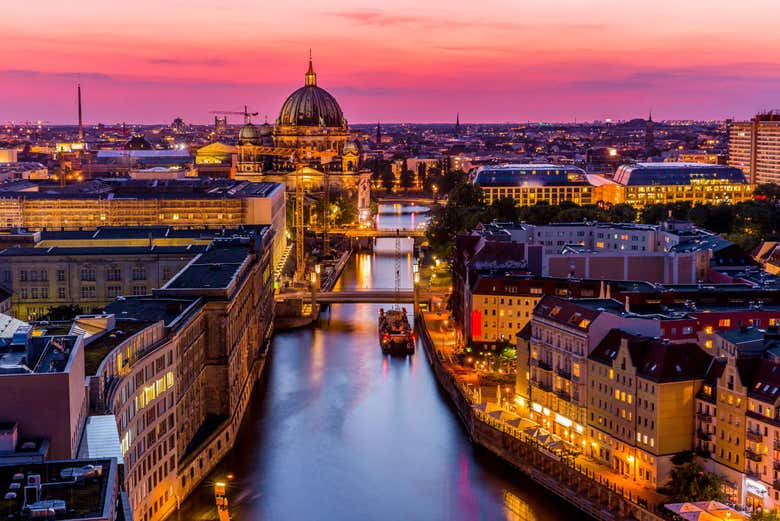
[77,83,84,142]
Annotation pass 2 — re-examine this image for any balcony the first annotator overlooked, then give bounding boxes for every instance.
[696,412,713,423]
[556,366,571,379]
[554,388,572,402]
[747,429,763,443]
[537,359,552,371]
[746,448,763,463]
[696,429,713,441]
[774,460,780,472]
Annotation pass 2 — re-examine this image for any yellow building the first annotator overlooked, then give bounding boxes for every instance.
[474,164,597,206]
[194,142,236,178]
[614,163,753,208]
[0,179,287,269]
[529,297,664,450]
[588,330,711,489]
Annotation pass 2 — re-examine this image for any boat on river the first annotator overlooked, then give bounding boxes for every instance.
[378,307,414,354]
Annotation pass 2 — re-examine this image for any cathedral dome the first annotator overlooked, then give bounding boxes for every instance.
[277,59,345,128]
[238,123,260,145]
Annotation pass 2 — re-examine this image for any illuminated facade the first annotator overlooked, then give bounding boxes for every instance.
[613,163,753,208]
[233,57,370,224]
[587,330,710,489]
[473,164,597,206]
[729,114,780,185]
[0,180,286,269]
[89,237,275,521]
[695,327,780,511]
[528,297,660,447]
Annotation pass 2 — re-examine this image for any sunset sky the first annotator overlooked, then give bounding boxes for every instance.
[2,0,780,124]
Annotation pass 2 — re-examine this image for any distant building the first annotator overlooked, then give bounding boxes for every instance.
[0,179,286,268]
[473,164,600,206]
[0,149,18,163]
[194,142,237,178]
[613,162,752,207]
[0,162,48,181]
[729,113,780,185]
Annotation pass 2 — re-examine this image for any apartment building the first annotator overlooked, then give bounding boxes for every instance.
[528,297,660,446]
[696,327,780,511]
[587,330,711,489]
[729,114,780,185]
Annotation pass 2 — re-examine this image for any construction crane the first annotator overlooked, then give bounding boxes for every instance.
[209,106,258,124]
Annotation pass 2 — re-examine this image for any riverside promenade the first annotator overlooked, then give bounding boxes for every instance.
[417,311,670,521]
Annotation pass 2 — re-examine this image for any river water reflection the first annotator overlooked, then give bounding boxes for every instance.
[176,206,580,520]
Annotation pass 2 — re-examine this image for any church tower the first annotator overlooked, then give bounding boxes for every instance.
[645,111,655,156]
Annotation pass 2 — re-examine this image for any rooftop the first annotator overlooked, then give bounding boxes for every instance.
[614,162,748,186]
[163,243,251,290]
[0,458,116,520]
[590,330,712,382]
[7,179,282,200]
[0,331,80,375]
[0,245,207,257]
[104,298,199,328]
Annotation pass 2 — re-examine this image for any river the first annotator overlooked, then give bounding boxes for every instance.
[176,205,578,521]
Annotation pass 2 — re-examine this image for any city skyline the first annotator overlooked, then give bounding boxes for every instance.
[3,0,780,124]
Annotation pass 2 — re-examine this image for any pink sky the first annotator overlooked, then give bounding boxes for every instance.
[2,0,779,124]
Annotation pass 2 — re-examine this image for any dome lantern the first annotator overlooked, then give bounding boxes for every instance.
[305,55,317,87]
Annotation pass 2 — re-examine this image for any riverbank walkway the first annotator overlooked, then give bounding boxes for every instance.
[420,311,668,515]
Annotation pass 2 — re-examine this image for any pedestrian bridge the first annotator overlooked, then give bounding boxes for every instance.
[277,288,416,304]
[311,228,426,238]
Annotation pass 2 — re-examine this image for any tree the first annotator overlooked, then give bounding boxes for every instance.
[417,162,427,188]
[664,461,727,503]
[400,169,415,191]
[381,167,395,193]
[488,197,519,222]
[46,305,83,321]
[751,509,780,521]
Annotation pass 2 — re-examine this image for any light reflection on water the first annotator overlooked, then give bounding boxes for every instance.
[174,209,582,521]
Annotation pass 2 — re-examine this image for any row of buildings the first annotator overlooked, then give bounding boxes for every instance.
[473,162,754,208]
[512,293,780,513]
[451,219,755,347]
[448,219,780,512]
[0,225,277,521]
